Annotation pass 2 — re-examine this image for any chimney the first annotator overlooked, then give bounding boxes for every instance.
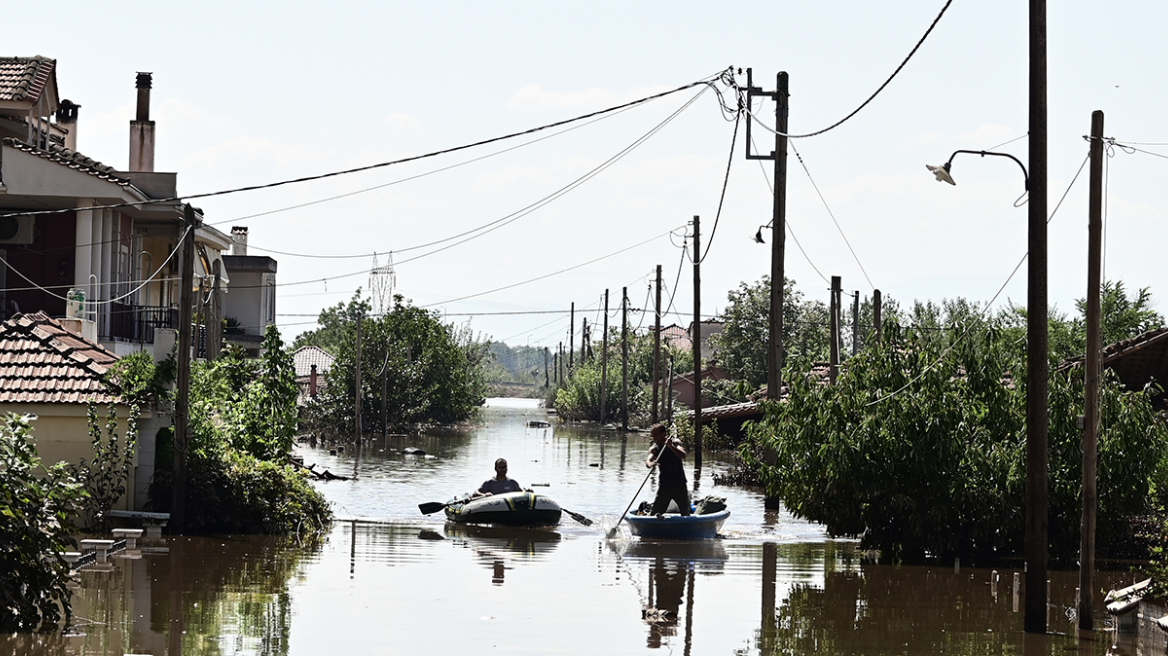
[231,226,249,256]
[129,72,155,172]
[56,99,80,151]
[309,364,318,398]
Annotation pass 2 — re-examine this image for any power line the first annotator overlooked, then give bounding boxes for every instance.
[750,133,830,285]
[700,109,741,262]
[0,72,729,221]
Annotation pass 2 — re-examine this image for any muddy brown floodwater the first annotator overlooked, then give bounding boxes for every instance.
[2,398,1154,655]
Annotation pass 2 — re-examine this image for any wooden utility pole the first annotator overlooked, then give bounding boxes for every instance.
[1025,0,1050,633]
[1079,109,1104,631]
[171,203,197,535]
[544,347,550,388]
[354,311,362,443]
[829,276,840,384]
[852,291,860,356]
[569,303,575,373]
[621,287,629,431]
[582,318,589,363]
[746,69,789,400]
[651,265,662,424]
[600,289,609,423]
[692,215,703,474]
[874,289,883,345]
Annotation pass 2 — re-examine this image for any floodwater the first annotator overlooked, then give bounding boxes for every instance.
[4,398,1156,655]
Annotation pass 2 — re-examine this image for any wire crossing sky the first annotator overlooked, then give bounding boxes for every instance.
[9,1,1168,346]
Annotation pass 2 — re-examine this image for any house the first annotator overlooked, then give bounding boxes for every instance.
[0,312,162,509]
[1058,327,1168,409]
[661,324,691,351]
[222,226,278,357]
[0,56,239,508]
[663,362,731,411]
[293,345,334,403]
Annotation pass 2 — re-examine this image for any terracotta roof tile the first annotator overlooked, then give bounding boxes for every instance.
[0,56,54,103]
[1,137,131,186]
[0,311,121,404]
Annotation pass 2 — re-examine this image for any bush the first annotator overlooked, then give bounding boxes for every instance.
[0,414,85,632]
[743,320,1168,564]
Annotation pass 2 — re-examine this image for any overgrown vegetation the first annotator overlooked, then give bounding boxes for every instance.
[69,404,139,532]
[0,414,85,632]
[300,292,490,437]
[151,326,331,535]
[742,317,1168,564]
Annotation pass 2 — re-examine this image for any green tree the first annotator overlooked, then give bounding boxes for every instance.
[0,414,86,632]
[742,318,1168,563]
[305,293,490,435]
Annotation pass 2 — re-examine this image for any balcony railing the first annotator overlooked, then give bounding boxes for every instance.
[104,303,178,343]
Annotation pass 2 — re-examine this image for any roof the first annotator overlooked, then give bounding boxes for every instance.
[0,56,55,104]
[0,312,121,404]
[1059,327,1168,397]
[2,137,131,186]
[293,345,335,379]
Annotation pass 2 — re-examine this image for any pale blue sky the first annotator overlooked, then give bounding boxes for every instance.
[11,1,1168,346]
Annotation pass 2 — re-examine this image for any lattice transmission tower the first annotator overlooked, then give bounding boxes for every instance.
[369,253,396,315]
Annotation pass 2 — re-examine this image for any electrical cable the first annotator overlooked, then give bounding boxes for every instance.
[700,109,741,262]
[750,133,830,285]
[0,72,730,221]
[747,0,953,139]
[787,139,875,290]
[417,227,682,310]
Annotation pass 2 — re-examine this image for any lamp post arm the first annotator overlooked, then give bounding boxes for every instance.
[947,149,1030,190]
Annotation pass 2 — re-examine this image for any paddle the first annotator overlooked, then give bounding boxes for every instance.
[561,508,593,526]
[418,500,456,515]
[606,462,656,539]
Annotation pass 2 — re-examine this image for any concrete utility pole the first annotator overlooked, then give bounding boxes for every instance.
[1079,109,1104,631]
[621,287,629,431]
[171,203,198,535]
[569,303,575,373]
[692,215,702,474]
[600,289,610,423]
[544,347,550,388]
[1025,0,1050,634]
[745,69,789,400]
[829,276,840,384]
[651,265,663,424]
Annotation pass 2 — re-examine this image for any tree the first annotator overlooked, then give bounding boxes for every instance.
[0,414,86,632]
[305,293,490,435]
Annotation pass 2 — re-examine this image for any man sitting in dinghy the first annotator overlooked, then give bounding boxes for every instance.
[472,458,527,497]
[646,424,691,516]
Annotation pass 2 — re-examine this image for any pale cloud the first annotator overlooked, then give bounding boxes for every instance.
[179,136,324,173]
[507,84,671,111]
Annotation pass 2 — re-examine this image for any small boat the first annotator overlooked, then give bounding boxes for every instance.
[444,491,562,527]
[624,509,730,540]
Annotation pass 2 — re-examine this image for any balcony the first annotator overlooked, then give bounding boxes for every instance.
[104,303,178,344]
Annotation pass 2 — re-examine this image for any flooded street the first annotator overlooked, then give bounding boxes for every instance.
[7,399,1151,655]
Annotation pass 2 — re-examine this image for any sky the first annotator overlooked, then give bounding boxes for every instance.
[10,1,1168,348]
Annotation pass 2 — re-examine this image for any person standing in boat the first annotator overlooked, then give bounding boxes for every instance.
[646,423,690,516]
[473,458,523,497]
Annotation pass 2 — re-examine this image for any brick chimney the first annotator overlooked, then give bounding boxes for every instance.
[129,72,155,172]
[55,99,80,151]
[231,226,249,256]
[309,364,318,398]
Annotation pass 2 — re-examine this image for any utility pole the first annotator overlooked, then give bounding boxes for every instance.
[692,215,702,474]
[829,276,840,384]
[171,203,197,535]
[544,347,550,388]
[651,265,663,424]
[852,291,860,356]
[1079,109,1104,631]
[355,311,362,443]
[621,287,629,431]
[746,69,789,401]
[569,303,575,373]
[600,289,610,424]
[1025,0,1050,634]
[874,289,883,345]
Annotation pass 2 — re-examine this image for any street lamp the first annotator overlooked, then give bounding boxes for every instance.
[926,150,1029,202]
[928,140,1048,633]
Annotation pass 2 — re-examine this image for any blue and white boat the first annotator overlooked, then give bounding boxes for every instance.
[624,509,730,540]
